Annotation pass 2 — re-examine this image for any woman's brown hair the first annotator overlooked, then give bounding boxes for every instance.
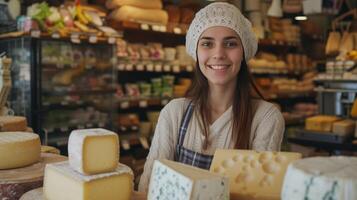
[185,59,264,149]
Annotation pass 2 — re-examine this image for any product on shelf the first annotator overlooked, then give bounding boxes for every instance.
[43,161,133,200]
[351,99,357,118]
[282,156,357,200]
[210,149,302,200]
[0,115,27,131]
[109,5,169,25]
[106,0,163,10]
[332,119,355,136]
[0,132,41,169]
[305,115,341,132]
[148,159,229,200]
[68,128,119,175]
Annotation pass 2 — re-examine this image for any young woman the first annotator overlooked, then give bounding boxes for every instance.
[139,2,284,192]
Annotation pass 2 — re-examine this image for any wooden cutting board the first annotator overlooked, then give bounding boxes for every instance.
[20,187,147,200]
[0,153,67,200]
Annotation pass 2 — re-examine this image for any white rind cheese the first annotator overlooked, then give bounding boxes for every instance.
[148,159,229,200]
[68,128,119,175]
[210,150,302,200]
[44,161,133,200]
[0,132,41,169]
[282,156,357,200]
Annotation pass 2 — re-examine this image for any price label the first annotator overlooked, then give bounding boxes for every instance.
[139,100,148,108]
[159,25,167,32]
[125,63,134,71]
[163,64,171,72]
[120,101,130,109]
[161,99,169,106]
[70,33,80,44]
[89,35,97,43]
[136,64,144,71]
[30,30,41,38]
[146,64,154,71]
[152,25,160,31]
[51,32,60,39]
[122,140,130,150]
[139,137,150,149]
[60,127,68,132]
[154,64,162,72]
[186,65,193,72]
[173,27,182,34]
[173,65,180,73]
[140,24,150,30]
[108,37,116,44]
[117,63,125,71]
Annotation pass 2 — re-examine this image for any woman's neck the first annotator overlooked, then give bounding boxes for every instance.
[207,82,236,123]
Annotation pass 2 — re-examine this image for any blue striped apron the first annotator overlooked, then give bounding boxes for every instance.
[174,101,213,169]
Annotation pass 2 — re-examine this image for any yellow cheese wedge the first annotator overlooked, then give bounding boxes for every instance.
[44,161,133,200]
[305,115,340,132]
[210,150,302,200]
[68,128,119,175]
[0,132,41,169]
[332,119,355,136]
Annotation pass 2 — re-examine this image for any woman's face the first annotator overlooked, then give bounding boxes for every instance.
[197,26,243,88]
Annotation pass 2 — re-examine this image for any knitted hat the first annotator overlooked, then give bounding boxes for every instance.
[186,2,258,61]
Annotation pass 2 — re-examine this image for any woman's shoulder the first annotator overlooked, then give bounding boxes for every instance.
[253,99,282,117]
[161,97,191,116]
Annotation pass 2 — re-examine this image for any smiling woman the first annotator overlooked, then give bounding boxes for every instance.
[138,2,285,192]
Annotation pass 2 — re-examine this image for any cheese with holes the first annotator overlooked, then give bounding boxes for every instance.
[0,116,27,131]
[282,156,357,200]
[148,159,229,200]
[305,115,341,132]
[209,150,302,200]
[68,128,119,175]
[0,132,41,169]
[44,161,133,200]
[332,119,355,136]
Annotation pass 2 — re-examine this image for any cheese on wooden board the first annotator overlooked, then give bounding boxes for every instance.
[68,128,119,175]
[0,116,27,131]
[0,132,41,169]
[282,156,357,200]
[332,119,355,136]
[148,159,229,200]
[209,150,302,200]
[43,161,133,200]
[305,115,341,132]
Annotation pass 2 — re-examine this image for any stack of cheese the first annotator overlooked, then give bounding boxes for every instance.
[209,150,302,200]
[305,115,356,137]
[148,159,229,200]
[43,128,134,200]
[0,116,29,132]
[282,156,357,200]
[106,0,168,25]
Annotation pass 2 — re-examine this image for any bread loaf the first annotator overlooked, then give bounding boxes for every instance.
[106,0,162,9]
[109,5,168,25]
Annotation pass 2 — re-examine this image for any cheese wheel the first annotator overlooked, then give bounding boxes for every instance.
[0,116,27,131]
[0,132,41,169]
[106,0,163,9]
[109,5,168,25]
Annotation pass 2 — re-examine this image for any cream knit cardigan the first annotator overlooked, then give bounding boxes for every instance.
[138,98,285,192]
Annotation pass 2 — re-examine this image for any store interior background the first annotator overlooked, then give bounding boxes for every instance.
[1,0,357,188]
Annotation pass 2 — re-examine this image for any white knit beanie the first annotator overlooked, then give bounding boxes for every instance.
[186,2,258,61]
